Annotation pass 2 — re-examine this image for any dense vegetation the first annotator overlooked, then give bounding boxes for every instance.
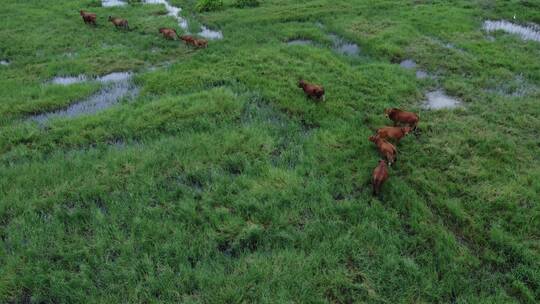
[1,0,539,302]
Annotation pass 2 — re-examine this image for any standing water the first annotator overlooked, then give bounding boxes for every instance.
[102,0,127,7]
[0,60,10,66]
[483,20,540,42]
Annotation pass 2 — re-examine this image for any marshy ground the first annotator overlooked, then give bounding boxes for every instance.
[1,0,540,303]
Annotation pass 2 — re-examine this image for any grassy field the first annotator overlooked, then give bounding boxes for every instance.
[1,0,540,302]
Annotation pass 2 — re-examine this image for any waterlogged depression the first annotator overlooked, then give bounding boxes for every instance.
[33,72,138,123]
[287,39,314,46]
[287,33,360,57]
[483,20,540,42]
[199,25,224,40]
[423,90,463,110]
[399,59,429,79]
[328,34,360,56]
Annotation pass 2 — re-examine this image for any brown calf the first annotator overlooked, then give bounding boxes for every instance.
[384,108,419,129]
[80,10,97,26]
[372,159,389,196]
[298,79,325,101]
[108,16,129,30]
[369,135,397,165]
[159,28,180,40]
[376,126,412,143]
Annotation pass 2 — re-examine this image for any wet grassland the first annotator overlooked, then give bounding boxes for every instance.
[1,0,540,302]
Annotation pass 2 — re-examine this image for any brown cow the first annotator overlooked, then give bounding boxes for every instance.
[180,35,208,48]
[108,16,129,30]
[369,135,397,165]
[159,27,180,40]
[372,160,389,196]
[298,79,325,101]
[193,38,208,48]
[376,126,412,143]
[180,35,196,44]
[80,10,97,26]
[384,108,419,129]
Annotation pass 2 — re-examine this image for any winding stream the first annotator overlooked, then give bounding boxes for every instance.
[102,0,223,39]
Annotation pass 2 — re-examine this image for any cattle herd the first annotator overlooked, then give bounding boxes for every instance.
[298,80,420,197]
[79,10,208,48]
[80,9,420,198]
[370,108,418,196]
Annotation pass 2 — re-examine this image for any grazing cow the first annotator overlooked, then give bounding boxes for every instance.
[80,10,97,26]
[298,79,325,101]
[159,27,180,40]
[369,135,397,165]
[108,16,129,30]
[372,160,389,196]
[384,108,419,129]
[376,126,412,143]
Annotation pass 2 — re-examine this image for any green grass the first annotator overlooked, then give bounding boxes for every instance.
[1,0,540,303]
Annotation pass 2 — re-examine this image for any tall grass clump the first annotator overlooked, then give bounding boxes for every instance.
[235,0,260,8]
[196,0,223,12]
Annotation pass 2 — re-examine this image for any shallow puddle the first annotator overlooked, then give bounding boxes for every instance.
[329,34,360,56]
[102,0,127,7]
[483,20,540,42]
[423,90,463,110]
[287,39,314,46]
[143,0,222,39]
[399,59,416,69]
[33,73,138,123]
[399,59,429,79]
[415,70,428,79]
